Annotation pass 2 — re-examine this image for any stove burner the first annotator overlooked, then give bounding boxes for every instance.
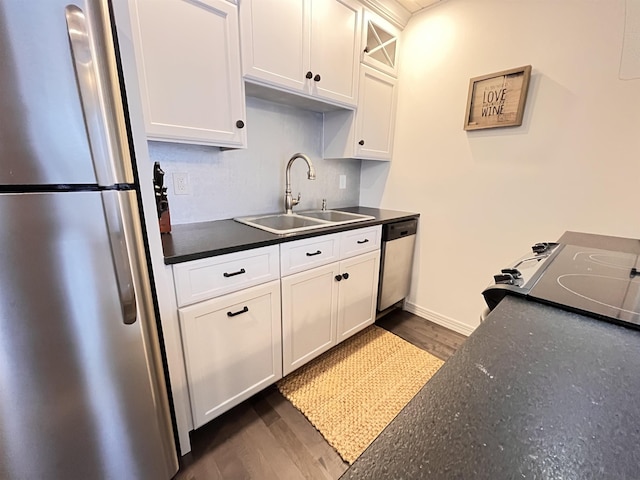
[578,251,638,270]
[530,244,640,328]
[556,273,640,319]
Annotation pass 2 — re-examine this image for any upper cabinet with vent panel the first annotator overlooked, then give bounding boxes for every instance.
[361,9,401,77]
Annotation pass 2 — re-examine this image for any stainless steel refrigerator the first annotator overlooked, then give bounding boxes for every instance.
[0,1,179,478]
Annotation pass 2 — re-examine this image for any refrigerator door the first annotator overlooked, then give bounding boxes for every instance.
[0,1,133,186]
[0,191,177,479]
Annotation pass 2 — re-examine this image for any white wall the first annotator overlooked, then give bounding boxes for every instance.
[150,96,362,224]
[362,0,640,334]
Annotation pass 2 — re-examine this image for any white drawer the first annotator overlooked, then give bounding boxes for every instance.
[173,245,279,307]
[280,233,340,276]
[339,225,381,259]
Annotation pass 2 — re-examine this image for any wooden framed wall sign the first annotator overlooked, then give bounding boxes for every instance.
[463,65,532,131]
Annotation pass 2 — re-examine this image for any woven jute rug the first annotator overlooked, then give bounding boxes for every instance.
[276,325,444,464]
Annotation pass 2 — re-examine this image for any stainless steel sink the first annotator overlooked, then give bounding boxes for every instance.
[234,210,374,234]
[297,209,372,223]
[241,214,325,231]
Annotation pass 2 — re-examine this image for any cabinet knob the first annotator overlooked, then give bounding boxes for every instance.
[363,46,369,53]
[306,71,313,79]
[358,139,365,146]
[314,74,321,82]
[335,274,342,282]
[236,120,245,129]
[342,272,349,280]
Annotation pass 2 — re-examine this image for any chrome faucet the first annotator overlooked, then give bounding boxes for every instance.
[284,153,316,214]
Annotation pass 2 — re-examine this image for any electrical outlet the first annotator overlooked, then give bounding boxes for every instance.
[339,174,347,189]
[173,172,190,195]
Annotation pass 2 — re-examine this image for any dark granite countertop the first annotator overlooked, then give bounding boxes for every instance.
[346,296,640,479]
[345,232,640,479]
[161,207,419,264]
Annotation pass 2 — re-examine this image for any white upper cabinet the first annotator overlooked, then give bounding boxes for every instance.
[128,0,247,147]
[354,65,397,160]
[239,0,308,93]
[361,9,401,77]
[240,0,362,108]
[323,64,397,161]
[308,0,362,106]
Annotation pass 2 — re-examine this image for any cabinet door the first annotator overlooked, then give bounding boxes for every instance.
[129,0,247,147]
[336,250,380,342]
[361,10,401,77]
[179,281,282,428]
[309,0,361,107]
[239,0,309,93]
[355,65,397,160]
[281,263,339,375]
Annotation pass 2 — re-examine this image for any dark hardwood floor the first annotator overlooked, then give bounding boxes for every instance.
[375,309,467,361]
[174,309,468,480]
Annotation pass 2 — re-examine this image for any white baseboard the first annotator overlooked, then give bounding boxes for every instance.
[403,301,476,337]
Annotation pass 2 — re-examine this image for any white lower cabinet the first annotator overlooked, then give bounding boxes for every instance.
[281,249,380,375]
[179,280,282,428]
[336,250,380,342]
[281,263,339,376]
[175,225,382,429]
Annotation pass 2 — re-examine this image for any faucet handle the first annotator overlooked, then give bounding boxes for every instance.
[292,192,301,207]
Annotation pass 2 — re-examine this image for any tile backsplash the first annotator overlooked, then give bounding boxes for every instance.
[148,96,362,225]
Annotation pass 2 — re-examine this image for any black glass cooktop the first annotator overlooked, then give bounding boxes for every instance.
[529,244,640,328]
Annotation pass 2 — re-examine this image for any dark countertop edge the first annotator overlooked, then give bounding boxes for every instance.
[162,207,419,265]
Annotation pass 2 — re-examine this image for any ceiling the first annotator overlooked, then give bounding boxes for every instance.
[393,0,441,13]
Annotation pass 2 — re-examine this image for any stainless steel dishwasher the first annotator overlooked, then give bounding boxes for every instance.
[377,218,418,311]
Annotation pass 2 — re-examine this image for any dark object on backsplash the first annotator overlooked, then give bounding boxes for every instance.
[153,162,171,233]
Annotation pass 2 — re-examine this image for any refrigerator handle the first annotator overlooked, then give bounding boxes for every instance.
[65,4,134,186]
[101,191,138,325]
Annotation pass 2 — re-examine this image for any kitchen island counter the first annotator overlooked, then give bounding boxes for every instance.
[161,207,418,264]
[345,295,640,479]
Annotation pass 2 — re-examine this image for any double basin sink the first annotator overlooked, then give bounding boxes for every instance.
[234,210,375,234]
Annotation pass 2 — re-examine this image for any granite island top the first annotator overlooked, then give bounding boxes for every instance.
[345,296,640,479]
[161,207,419,264]
[344,231,640,479]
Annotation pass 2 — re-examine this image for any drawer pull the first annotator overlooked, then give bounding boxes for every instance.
[223,268,246,278]
[306,250,322,257]
[227,306,249,317]
[356,239,369,244]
